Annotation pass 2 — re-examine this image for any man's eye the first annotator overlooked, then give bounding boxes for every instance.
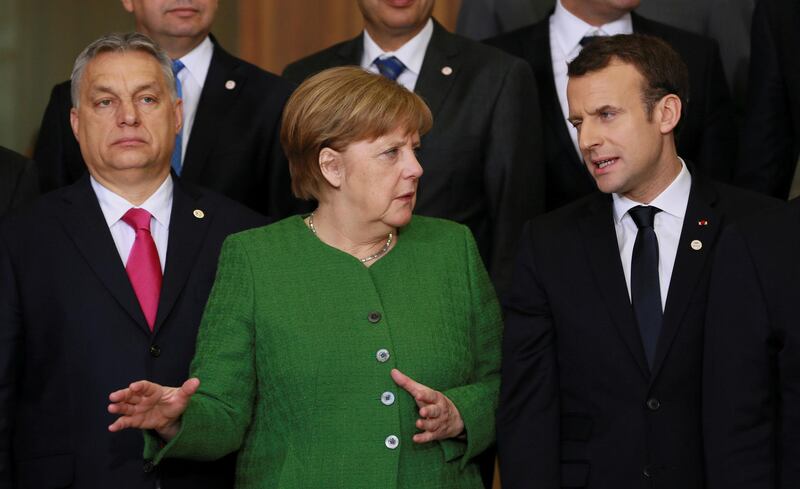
[141,96,156,104]
[600,111,615,119]
[383,148,398,157]
[96,99,112,107]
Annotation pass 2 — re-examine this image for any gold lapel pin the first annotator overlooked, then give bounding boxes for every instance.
[193,209,205,219]
[225,80,236,90]
[690,239,702,251]
[441,66,453,76]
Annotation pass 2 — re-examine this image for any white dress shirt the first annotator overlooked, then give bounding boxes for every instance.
[613,159,691,310]
[91,175,174,272]
[550,0,633,156]
[175,36,214,166]
[361,18,434,92]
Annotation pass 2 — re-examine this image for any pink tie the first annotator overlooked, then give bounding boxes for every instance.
[121,208,162,331]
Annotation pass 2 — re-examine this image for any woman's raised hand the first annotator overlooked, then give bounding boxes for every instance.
[108,378,199,441]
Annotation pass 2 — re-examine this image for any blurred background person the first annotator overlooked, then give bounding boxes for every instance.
[458,0,754,114]
[284,0,544,299]
[0,146,39,216]
[736,0,800,200]
[107,66,502,489]
[0,33,265,488]
[33,0,301,219]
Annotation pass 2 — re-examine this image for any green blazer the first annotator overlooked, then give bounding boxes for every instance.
[145,215,502,488]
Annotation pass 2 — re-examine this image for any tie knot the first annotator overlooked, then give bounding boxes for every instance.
[172,59,185,76]
[579,32,603,47]
[374,56,406,81]
[122,208,153,232]
[628,205,661,229]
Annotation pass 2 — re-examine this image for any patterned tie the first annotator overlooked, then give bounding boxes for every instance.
[171,60,185,175]
[373,56,406,81]
[629,205,663,370]
[121,208,162,331]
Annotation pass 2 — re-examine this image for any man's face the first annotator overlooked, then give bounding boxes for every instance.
[121,0,217,41]
[562,0,640,24]
[567,61,671,201]
[70,50,181,184]
[357,0,435,37]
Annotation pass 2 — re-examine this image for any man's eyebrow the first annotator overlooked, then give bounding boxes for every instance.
[587,104,620,115]
[89,85,117,97]
[89,82,163,97]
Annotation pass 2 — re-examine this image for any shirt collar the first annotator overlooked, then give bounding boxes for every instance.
[612,158,692,224]
[176,36,214,88]
[363,18,434,76]
[551,0,633,58]
[91,174,174,229]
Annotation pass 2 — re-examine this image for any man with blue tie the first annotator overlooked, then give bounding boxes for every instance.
[497,34,777,489]
[284,0,545,299]
[34,0,301,220]
[0,33,265,488]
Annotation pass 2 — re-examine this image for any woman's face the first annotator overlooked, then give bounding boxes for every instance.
[332,126,423,229]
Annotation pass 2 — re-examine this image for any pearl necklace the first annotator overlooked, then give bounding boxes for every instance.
[307,213,393,263]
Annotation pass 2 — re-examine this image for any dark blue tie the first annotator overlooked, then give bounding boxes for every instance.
[629,205,663,370]
[374,56,406,81]
[171,60,185,175]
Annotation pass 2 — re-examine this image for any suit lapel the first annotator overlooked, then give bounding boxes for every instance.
[182,41,240,181]
[415,21,461,119]
[57,177,151,335]
[578,194,651,379]
[152,181,212,334]
[335,33,364,65]
[527,25,583,170]
[650,175,720,378]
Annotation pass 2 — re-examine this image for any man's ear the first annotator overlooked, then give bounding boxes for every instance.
[121,0,134,14]
[174,98,183,136]
[69,107,80,141]
[319,147,343,188]
[658,94,682,135]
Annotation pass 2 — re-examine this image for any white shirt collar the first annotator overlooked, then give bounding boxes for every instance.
[91,175,174,230]
[612,158,692,224]
[551,0,633,59]
[362,18,434,76]
[176,36,214,89]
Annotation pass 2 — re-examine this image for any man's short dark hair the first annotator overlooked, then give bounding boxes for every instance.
[568,34,690,132]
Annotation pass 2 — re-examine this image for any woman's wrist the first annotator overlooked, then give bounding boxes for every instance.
[156,419,182,442]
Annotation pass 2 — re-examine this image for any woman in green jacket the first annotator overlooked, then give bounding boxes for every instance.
[108,66,502,489]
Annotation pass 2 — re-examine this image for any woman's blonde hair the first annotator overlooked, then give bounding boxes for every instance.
[281,66,433,200]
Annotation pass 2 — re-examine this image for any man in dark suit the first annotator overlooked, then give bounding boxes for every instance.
[34,0,300,219]
[283,0,544,297]
[736,0,800,200]
[0,147,38,216]
[703,199,798,489]
[487,0,737,211]
[497,34,777,489]
[0,33,265,488]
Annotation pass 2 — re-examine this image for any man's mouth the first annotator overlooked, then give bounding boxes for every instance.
[594,157,617,169]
